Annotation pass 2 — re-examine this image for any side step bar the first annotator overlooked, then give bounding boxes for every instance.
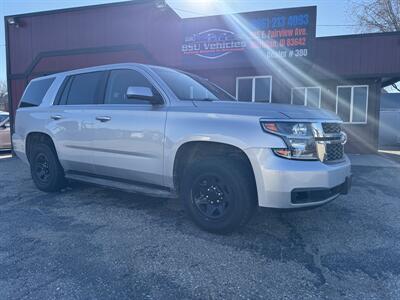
[65,173,177,199]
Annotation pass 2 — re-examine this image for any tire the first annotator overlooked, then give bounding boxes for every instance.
[181,157,257,234]
[30,143,66,192]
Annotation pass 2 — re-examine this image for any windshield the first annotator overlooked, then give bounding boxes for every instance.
[151,67,235,101]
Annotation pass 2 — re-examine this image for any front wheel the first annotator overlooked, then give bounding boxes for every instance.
[181,158,256,234]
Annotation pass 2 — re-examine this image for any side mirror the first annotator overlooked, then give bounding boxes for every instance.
[126,86,163,105]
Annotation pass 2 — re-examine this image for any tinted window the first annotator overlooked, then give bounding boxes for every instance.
[152,67,234,101]
[105,69,156,104]
[254,77,271,102]
[352,86,368,123]
[292,88,305,105]
[66,71,107,105]
[20,78,55,108]
[306,87,320,108]
[55,76,72,105]
[237,79,252,102]
[337,87,351,122]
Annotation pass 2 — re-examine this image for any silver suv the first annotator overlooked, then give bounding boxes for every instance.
[13,63,351,233]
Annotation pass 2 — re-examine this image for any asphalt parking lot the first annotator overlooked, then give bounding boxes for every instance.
[0,153,399,299]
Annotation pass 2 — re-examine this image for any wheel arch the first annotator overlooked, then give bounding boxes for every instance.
[172,140,258,204]
[25,131,58,163]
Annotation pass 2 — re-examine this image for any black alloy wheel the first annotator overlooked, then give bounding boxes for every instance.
[191,174,232,220]
[34,153,51,183]
[181,157,256,234]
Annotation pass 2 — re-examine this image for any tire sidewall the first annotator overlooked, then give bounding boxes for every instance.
[30,143,64,192]
[181,158,253,233]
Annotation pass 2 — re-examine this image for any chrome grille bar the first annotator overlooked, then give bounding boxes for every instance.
[312,122,345,162]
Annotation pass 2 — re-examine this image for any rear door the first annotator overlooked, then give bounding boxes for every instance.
[90,68,167,186]
[49,71,108,173]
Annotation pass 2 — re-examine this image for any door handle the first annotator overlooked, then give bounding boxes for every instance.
[51,115,63,120]
[96,116,112,122]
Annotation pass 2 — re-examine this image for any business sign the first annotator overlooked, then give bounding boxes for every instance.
[181,6,316,68]
[182,28,246,59]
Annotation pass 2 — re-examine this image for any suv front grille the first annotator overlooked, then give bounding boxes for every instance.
[315,122,345,162]
[325,143,344,161]
[322,123,341,134]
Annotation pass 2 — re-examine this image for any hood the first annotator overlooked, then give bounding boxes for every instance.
[192,101,340,121]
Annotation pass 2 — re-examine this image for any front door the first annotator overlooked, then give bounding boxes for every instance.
[91,69,167,187]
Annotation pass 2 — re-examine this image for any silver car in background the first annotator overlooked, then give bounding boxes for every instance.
[0,112,11,150]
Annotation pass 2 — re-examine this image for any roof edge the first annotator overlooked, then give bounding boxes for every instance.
[4,0,167,19]
[181,5,317,21]
[317,30,400,40]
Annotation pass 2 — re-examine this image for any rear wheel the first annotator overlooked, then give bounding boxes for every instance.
[30,143,66,192]
[181,158,256,234]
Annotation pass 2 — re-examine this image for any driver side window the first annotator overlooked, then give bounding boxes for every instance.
[105,69,158,105]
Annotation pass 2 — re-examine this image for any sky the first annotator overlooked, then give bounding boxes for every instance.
[0,0,358,82]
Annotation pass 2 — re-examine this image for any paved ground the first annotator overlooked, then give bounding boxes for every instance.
[351,153,400,168]
[0,153,399,299]
[379,147,400,164]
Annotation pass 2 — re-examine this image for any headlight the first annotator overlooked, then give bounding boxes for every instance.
[261,121,318,160]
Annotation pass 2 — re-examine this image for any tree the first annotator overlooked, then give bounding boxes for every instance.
[353,0,400,32]
[0,81,7,98]
[352,0,400,91]
[0,80,8,111]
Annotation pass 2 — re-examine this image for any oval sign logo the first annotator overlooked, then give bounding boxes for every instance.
[182,28,246,59]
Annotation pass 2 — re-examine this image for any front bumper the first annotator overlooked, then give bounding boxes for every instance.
[245,148,352,209]
[291,176,351,205]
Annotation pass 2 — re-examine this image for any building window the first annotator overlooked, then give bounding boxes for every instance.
[291,87,321,108]
[336,85,368,124]
[236,76,272,103]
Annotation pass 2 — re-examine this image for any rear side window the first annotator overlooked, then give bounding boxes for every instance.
[59,71,107,105]
[20,78,55,108]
